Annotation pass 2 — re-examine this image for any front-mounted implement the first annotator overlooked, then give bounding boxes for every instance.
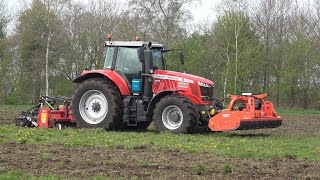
[15,96,74,129]
[209,93,282,131]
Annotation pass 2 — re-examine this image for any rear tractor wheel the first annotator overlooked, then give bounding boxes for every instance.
[72,79,123,130]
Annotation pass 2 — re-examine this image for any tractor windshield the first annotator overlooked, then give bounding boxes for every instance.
[104,47,115,69]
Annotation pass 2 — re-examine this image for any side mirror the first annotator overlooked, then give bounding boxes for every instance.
[179,50,185,65]
[147,42,152,50]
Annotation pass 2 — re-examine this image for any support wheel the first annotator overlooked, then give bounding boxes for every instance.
[72,78,122,130]
[153,95,197,134]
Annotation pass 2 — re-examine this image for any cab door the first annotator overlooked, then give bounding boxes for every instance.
[115,47,142,92]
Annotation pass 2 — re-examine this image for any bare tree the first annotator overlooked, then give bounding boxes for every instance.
[58,0,123,81]
[252,0,293,106]
[216,0,249,95]
[42,0,70,96]
[128,0,198,45]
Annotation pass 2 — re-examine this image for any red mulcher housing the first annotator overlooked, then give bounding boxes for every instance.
[15,35,282,133]
[15,96,74,129]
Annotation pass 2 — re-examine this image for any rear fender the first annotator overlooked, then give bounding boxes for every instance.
[73,71,130,95]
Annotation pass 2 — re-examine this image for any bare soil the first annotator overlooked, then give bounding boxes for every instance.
[1,142,320,179]
[1,109,320,179]
[0,108,22,125]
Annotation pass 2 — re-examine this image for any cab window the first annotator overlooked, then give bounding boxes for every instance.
[104,47,115,69]
[152,49,165,70]
[115,47,142,74]
[115,47,142,89]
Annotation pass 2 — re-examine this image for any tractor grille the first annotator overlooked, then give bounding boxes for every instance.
[200,86,213,101]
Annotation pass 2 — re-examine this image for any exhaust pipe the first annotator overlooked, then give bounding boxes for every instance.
[143,46,153,102]
[138,42,153,102]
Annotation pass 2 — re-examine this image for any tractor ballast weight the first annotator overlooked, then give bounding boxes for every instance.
[209,93,282,131]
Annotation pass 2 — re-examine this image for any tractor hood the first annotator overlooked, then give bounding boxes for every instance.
[153,70,214,87]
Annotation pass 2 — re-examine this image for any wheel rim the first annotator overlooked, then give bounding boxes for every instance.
[79,90,108,124]
[162,105,183,130]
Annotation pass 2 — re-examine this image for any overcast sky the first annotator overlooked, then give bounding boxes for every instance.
[7,0,221,24]
[191,0,221,24]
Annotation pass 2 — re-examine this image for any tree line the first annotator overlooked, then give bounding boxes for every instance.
[0,0,319,109]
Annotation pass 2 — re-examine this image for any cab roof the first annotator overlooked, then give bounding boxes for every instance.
[104,41,164,48]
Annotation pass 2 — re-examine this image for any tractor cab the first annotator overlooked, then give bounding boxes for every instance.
[104,38,165,92]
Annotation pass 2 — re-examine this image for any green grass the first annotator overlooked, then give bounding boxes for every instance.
[0,169,112,180]
[0,104,34,110]
[277,108,320,115]
[1,125,319,160]
[221,163,232,174]
[0,170,59,180]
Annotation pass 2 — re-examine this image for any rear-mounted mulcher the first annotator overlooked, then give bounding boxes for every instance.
[15,96,74,130]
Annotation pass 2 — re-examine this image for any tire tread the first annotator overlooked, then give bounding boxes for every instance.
[153,94,198,134]
[72,78,123,130]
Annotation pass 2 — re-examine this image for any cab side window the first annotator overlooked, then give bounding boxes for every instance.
[115,47,142,74]
[152,50,164,70]
[115,47,142,89]
[104,47,115,69]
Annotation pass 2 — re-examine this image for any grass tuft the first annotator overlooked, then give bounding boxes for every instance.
[0,170,59,180]
[222,163,232,173]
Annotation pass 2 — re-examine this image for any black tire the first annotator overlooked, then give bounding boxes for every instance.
[72,78,122,130]
[153,94,198,134]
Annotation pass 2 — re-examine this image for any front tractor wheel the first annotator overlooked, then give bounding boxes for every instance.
[72,79,122,130]
[153,95,197,134]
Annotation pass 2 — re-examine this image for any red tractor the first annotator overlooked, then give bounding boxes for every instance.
[15,35,282,133]
[70,35,282,133]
